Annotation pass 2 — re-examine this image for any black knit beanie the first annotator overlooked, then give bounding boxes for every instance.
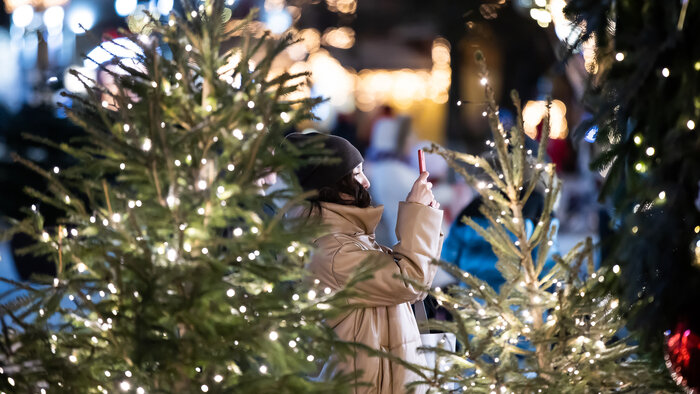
[285,132,364,191]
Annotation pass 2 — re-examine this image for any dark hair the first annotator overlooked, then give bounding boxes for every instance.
[309,172,371,215]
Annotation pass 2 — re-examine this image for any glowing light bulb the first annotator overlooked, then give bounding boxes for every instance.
[120,380,131,391]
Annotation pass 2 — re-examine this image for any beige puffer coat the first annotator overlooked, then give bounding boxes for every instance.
[308,201,444,393]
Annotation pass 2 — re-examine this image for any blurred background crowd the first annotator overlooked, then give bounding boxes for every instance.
[0,0,604,286]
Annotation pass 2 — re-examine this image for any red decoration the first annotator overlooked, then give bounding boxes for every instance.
[666,319,700,392]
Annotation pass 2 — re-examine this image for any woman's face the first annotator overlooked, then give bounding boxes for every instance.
[352,163,370,190]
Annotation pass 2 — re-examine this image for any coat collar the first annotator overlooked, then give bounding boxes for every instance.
[319,202,384,235]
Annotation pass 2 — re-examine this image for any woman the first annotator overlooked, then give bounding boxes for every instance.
[286,132,444,394]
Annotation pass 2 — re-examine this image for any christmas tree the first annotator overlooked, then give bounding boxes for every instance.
[402,52,672,393]
[563,1,700,389]
[0,1,353,392]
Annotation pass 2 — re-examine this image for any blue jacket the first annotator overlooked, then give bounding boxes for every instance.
[441,197,559,290]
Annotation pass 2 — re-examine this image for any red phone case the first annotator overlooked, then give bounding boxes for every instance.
[418,149,426,173]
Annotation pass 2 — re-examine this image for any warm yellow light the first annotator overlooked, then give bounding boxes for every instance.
[322,27,355,49]
[522,100,568,139]
[5,0,67,12]
[431,38,451,66]
[298,28,321,55]
[307,50,356,112]
[217,52,241,79]
[336,0,357,14]
[582,35,598,74]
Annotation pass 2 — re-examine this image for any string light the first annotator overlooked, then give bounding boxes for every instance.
[615,52,625,61]
[214,375,223,382]
[687,120,696,130]
[185,44,193,51]
[142,138,152,151]
[645,147,655,156]
[612,265,620,274]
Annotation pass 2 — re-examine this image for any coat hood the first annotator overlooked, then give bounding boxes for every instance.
[318,202,384,236]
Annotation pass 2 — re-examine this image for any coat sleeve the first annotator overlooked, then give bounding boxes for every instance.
[330,202,443,307]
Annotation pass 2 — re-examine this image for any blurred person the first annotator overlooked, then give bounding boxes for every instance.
[331,111,365,155]
[364,116,417,245]
[285,132,443,394]
[357,104,394,154]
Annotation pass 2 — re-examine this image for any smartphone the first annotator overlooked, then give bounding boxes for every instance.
[418,149,426,173]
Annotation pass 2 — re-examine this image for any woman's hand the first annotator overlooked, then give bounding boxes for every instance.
[406,172,440,208]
